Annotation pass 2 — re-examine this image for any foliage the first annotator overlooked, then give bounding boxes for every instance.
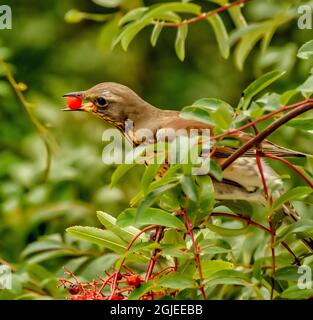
[1,0,313,300]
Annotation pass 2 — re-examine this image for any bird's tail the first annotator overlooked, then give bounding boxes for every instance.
[282,203,313,252]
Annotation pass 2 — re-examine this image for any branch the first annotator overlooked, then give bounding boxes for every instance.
[210,213,300,265]
[263,154,313,190]
[181,208,206,300]
[0,58,58,180]
[221,101,313,171]
[213,99,313,141]
[154,0,251,27]
[145,227,165,281]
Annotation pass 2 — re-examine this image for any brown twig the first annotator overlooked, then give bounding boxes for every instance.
[109,224,158,299]
[210,212,272,234]
[154,0,251,27]
[256,152,269,202]
[255,150,275,299]
[145,227,165,281]
[221,101,313,171]
[181,208,206,300]
[263,154,313,190]
[213,99,313,141]
[210,212,299,263]
[0,58,57,180]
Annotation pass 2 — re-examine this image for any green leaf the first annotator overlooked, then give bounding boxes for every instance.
[286,118,313,131]
[96,211,147,243]
[64,9,85,24]
[280,89,298,105]
[193,260,233,279]
[298,75,313,99]
[209,160,223,181]
[66,226,126,253]
[273,186,313,210]
[98,15,121,52]
[180,175,198,202]
[110,163,136,187]
[239,70,286,110]
[275,219,313,244]
[80,254,119,280]
[119,7,149,26]
[233,16,291,70]
[175,24,188,61]
[211,103,233,130]
[65,9,112,23]
[199,239,232,255]
[298,40,313,60]
[92,0,123,8]
[275,266,301,281]
[228,5,247,28]
[206,222,249,237]
[157,273,195,289]
[204,270,251,286]
[121,20,151,51]
[197,175,215,214]
[141,163,163,195]
[233,25,265,70]
[181,98,233,127]
[207,14,229,59]
[281,285,313,300]
[117,208,186,230]
[128,280,159,300]
[180,106,213,125]
[144,2,201,20]
[137,183,179,217]
[150,24,163,47]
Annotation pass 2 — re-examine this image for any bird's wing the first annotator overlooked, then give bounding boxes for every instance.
[160,117,305,158]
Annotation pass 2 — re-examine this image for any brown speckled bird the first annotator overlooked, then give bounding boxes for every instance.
[63,82,307,206]
[63,83,313,250]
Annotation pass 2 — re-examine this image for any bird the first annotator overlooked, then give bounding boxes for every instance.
[63,82,313,249]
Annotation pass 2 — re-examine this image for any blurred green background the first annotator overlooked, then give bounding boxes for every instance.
[1,0,313,299]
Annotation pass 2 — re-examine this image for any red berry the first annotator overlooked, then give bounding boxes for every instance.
[70,295,87,300]
[66,96,82,110]
[110,294,124,300]
[68,284,80,295]
[126,275,141,288]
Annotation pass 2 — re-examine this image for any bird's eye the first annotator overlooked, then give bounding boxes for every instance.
[95,97,108,108]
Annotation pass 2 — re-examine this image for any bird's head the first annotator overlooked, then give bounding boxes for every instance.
[63,82,153,126]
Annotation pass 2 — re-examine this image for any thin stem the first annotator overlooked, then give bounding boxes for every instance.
[256,152,269,202]
[255,150,275,299]
[263,154,313,190]
[120,224,158,270]
[109,224,158,299]
[145,227,165,281]
[210,212,299,263]
[221,101,313,171]
[0,58,57,179]
[268,215,276,300]
[211,212,272,234]
[154,0,251,27]
[150,266,176,280]
[213,99,313,141]
[181,208,206,300]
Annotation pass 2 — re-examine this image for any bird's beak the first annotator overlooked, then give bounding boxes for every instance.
[63,91,84,98]
[62,91,95,112]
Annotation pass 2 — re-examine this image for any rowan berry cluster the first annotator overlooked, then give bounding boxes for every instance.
[58,267,164,300]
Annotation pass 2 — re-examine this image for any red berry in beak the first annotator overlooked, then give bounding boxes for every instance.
[66,96,82,110]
